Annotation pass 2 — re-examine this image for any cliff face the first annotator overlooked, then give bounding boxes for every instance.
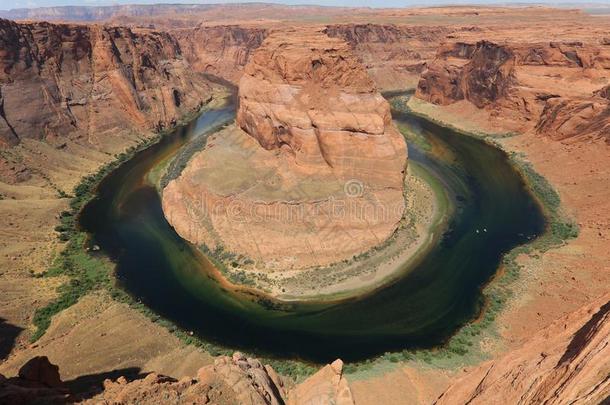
[536,96,610,143]
[435,294,610,404]
[173,25,268,83]
[0,19,213,149]
[324,24,484,91]
[163,29,407,270]
[416,40,610,143]
[236,29,406,187]
[417,41,515,108]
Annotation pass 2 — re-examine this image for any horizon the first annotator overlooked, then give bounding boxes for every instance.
[1,0,608,12]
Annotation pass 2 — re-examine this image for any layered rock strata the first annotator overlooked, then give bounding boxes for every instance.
[324,24,457,91]
[416,40,610,143]
[236,30,406,187]
[173,25,268,83]
[163,29,407,270]
[0,19,214,149]
[435,294,610,404]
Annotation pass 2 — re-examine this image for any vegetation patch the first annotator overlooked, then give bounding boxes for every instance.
[30,134,165,342]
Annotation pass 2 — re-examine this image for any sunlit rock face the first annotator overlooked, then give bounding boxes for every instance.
[162,29,407,270]
[416,40,610,143]
[0,19,214,149]
[237,29,407,188]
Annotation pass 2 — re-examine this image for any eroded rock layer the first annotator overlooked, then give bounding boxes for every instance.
[0,19,214,149]
[435,294,610,404]
[163,29,407,270]
[173,25,268,83]
[236,29,407,187]
[324,24,453,91]
[416,40,610,143]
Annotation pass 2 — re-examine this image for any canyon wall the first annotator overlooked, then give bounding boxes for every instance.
[173,25,268,83]
[163,29,407,270]
[0,19,214,150]
[416,40,610,143]
[324,24,446,91]
[324,24,486,91]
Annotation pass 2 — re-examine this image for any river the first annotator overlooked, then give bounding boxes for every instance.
[80,95,545,363]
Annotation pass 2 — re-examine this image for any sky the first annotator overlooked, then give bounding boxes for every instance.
[0,0,605,10]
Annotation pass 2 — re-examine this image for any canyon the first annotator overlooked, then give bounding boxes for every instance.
[0,18,215,183]
[0,4,609,405]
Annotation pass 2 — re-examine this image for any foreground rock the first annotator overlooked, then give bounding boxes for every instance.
[163,29,407,270]
[435,293,610,404]
[288,359,354,405]
[0,356,69,404]
[0,353,355,405]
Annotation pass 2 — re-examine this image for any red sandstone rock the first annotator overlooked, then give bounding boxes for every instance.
[435,294,610,404]
[536,95,610,144]
[324,24,455,91]
[18,356,62,388]
[173,24,268,83]
[0,357,69,405]
[83,352,350,405]
[416,40,610,143]
[0,19,213,149]
[288,359,355,405]
[236,28,407,187]
[163,29,407,269]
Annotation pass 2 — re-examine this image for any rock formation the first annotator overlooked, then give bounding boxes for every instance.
[0,356,69,404]
[0,353,355,405]
[0,19,214,149]
[173,25,268,83]
[535,94,610,144]
[417,41,515,108]
[416,40,610,143]
[90,353,288,405]
[236,29,406,187]
[288,359,355,405]
[162,29,407,270]
[435,294,610,404]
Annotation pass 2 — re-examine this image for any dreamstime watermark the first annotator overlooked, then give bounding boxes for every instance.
[188,180,404,226]
[343,179,364,198]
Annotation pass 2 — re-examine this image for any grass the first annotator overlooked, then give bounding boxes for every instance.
[30,233,115,342]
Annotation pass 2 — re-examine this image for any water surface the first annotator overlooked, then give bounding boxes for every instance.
[80,97,545,363]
